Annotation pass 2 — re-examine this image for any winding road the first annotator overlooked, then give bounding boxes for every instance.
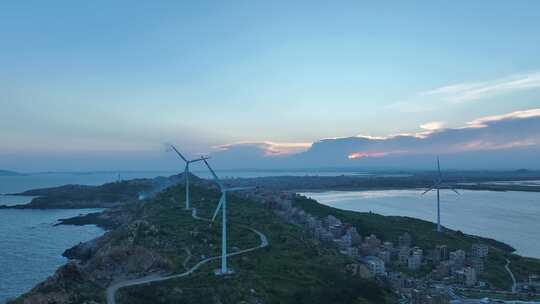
[505,258,518,293]
[106,207,269,304]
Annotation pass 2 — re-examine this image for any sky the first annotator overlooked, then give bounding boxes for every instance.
[1,1,539,171]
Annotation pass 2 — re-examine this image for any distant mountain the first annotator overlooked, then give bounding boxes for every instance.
[0,170,21,176]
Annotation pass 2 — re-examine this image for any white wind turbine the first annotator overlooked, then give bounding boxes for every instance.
[203,158,253,275]
[422,157,460,233]
[169,145,208,210]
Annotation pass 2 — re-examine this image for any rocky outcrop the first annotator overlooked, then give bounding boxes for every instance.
[12,221,172,304]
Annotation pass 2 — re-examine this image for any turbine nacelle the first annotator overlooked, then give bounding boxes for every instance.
[421,156,460,233]
[168,144,209,210]
[211,187,255,222]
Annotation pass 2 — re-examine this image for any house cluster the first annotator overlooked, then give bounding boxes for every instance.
[517,274,540,294]
[245,190,499,303]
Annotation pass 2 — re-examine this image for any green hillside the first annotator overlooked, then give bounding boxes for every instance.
[116,185,392,304]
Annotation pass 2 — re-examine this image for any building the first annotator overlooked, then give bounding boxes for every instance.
[529,274,540,286]
[346,246,359,257]
[346,263,373,279]
[408,254,422,270]
[399,246,411,265]
[432,261,450,280]
[470,257,485,273]
[434,245,449,261]
[455,267,477,287]
[411,289,426,304]
[427,290,450,304]
[388,272,405,291]
[382,241,394,251]
[398,232,412,248]
[464,267,477,286]
[449,250,466,268]
[334,238,350,252]
[329,224,343,238]
[471,243,489,258]
[346,227,362,245]
[326,215,342,228]
[408,247,423,270]
[340,233,352,247]
[378,250,391,264]
[365,234,381,248]
[364,256,386,276]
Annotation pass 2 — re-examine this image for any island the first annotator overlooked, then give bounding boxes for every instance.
[7,172,540,304]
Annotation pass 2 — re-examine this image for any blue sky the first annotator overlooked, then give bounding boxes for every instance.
[1,1,540,171]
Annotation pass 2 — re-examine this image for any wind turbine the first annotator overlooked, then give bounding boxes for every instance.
[203,158,253,275]
[169,145,208,210]
[422,157,460,232]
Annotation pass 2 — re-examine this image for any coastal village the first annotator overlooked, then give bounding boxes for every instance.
[246,189,540,304]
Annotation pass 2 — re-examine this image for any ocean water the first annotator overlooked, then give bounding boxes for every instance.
[302,189,540,259]
[0,206,104,303]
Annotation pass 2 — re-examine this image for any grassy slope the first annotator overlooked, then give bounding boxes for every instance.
[117,185,392,304]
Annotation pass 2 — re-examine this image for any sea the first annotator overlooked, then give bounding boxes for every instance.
[302,189,540,259]
[1,171,539,302]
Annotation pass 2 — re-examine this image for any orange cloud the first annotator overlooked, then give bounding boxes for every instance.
[347,151,391,160]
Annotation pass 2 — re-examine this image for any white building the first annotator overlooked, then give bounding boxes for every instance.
[471,243,489,258]
[450,249,466,266]
[326,215,342,228]
[408,255,422,270]
[378,250,391,264]
[364,256,386,276]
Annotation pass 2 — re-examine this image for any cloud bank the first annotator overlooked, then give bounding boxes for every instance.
[389,72,540,113]
[420,72,540,104]
[210,108,540,170]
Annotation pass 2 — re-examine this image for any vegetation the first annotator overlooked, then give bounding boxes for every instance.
[116,184,394,304]
[9,180,153,209]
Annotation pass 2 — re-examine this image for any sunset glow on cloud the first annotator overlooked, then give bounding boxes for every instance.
[347,151,392,160]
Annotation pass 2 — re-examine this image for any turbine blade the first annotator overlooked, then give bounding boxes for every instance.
[421,187,434,195]
[450,188,460,195]
[225,186,254,192]
[170,145,188,162]
[189,156,210,163]
[203,159,223,189]
[212,193,225,221]
[437,156,442,181]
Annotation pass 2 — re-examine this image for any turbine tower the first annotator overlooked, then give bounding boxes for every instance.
[203,158,253,275]
[422,157,460,232]
[169,145,208,210]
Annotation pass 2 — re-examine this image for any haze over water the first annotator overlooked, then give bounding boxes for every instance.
[302,189,540,259]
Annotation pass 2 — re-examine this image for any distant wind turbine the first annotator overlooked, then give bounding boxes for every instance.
[203,158,253,275]
[169,145,208,210]
[422,157,460,233]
